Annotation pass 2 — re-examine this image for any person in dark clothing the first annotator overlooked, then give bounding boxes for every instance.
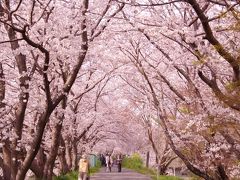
[100,154,106,167]
[116,154,122,172]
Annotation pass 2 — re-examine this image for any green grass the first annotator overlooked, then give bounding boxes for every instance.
[122,153,183,180]
[54,171,78,180]
[153,175,184,180]
[122,153,144,169]
[89,159,101,175]
[54,159,101,180]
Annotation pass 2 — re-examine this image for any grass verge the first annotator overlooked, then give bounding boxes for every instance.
[122,153,183,180]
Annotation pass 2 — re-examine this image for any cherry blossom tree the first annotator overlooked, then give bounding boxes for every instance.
[1,0,240,180]
[0,0,124,179]
[116,1,240,178]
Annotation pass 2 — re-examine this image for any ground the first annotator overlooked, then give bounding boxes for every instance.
[90,166,152,180]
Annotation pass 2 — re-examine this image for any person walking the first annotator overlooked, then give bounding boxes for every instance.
[105,153,113,172]
[116,154,122,172]
[100,154,106,167]
[78,154,90,180]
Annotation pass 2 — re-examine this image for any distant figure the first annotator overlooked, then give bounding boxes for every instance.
[105,153,113,172]
[78,154,90,180]
[116,154,122,172]
[100,154,106,167]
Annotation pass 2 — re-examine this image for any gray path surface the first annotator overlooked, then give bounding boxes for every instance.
[90,166,152,180]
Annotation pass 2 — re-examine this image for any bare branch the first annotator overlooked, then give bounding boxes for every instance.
[30,0,36,25]
[90,0,112,37]
[114,0,182,7]
[10,0,23,16]
[208,0,228,6]
[53,0,89,107]
[0,38,23,44]
[208,3,240,22]
[90,3,125,41]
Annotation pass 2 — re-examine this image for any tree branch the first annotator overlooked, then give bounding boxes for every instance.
[90,3,124,41]
[198,70,240,111]
[187,0,240,81]
[53,0,89,107]
[115,0,182,7]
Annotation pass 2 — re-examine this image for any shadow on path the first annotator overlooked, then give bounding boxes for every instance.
[90,166,152,180]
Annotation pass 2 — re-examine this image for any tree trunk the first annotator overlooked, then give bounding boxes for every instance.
[5,15,29,180]
[37,147,46,174]
[58,134,69,174]
[0,62,7,180]
[1,0,89,178]
[43,118,63,180]
[30,159,44,178]
[65,136,72,170]
[213,164,229,180]
[29,146,46,178]
[16,109,52,180]
[72,139,78,171]
[2,142,11,180]
[146,151,149,168]
[2,3,29,179]
[0,62,5,108]
[0,156,4,180]
[158,163,168,175]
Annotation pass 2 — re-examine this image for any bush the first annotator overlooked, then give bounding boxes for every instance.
[122,153,143,170]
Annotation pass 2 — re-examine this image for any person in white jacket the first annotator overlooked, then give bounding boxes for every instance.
[105,153,113,172]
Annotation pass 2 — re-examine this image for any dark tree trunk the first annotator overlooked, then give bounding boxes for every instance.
[2,142,11,180]
[72,139,78,171]
[43,118,63,180]
[65,136,72,170]
[158,164,168,175]
[30,159,44,178]
[214,164,229,180]
[58,134,69,174]
[146,151,149,168]
[0,63,5,108]
[0,62,7,180]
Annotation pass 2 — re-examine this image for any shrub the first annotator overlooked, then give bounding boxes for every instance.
[122,153,143,170]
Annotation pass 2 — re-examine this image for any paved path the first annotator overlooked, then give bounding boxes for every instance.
[90,166,152,180]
